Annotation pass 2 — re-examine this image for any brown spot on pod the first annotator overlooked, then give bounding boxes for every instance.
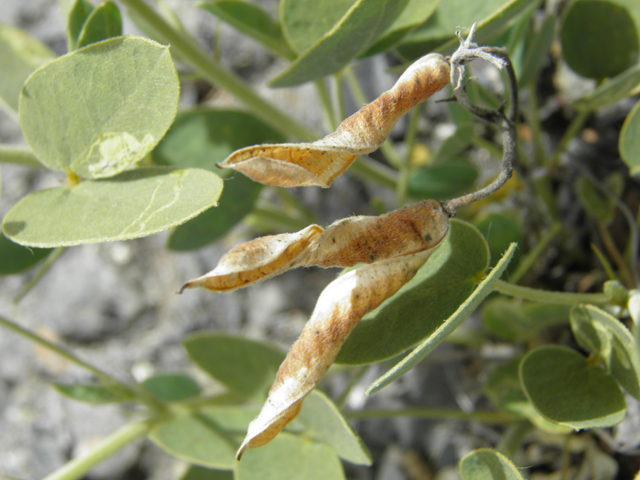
[219,54,450,188]
[181,201,449,292]
[236,247,438,459]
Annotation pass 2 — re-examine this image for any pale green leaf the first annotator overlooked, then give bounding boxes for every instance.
[271,0,410,87]
[280,0,354,54]
[620,99,640,175]
[180,466,233,480]
[365,242,514,395]
[295,391,371,465]
[150,406,257,469]
[517,13,555,87]
[19,36,179,179]
[475,212,522,269]
[199,1,295,59]
[77,1,123,49]
[183,333,285,401]
[0,24,54,116]
[142,373,202,402]
[520,345,626,429]
[408,158,478,201]
[570,304,640,401]
[360,0,441,56]
[236,432,345,480]
[2,167,223,247]
[337,220,490,366]
[574,64,640,111]
[396,0,539,59]
[460,449,523,480]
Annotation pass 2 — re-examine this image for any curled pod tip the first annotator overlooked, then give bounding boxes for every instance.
[219,53,450,188]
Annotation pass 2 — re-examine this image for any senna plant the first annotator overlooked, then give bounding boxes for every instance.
[1,1,640,480]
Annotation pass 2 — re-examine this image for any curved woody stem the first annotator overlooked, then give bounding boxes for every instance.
[443,23,518,216]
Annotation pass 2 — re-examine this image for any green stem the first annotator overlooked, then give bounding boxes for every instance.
[597,221,634,288]
[120,0,316,141]
[493,279,611,305]
[0,314,134,395]
[250,204,310,231]
[315,79,338,131]
[349,156,398,190]
[470,135,503,159]
[332,73,346,124]
[14,247,65,303]
[548,110,589,170]
[335,366,369,409]
[509,222,561,284]
[42,419,152,480]
[396,105,421,206]
[495,420,533,459]
[526,84,549,166]
[343,67,367,106]
[343,408,518,424]
[275,188,318,224]
[0,145,45,168]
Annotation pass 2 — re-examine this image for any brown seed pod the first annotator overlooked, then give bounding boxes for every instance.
[182,200,449,292]
[218,53,451,188]
[236,248,438,459]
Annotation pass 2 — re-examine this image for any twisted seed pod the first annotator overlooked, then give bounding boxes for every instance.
[236,248,437,459]
[182,200,448,292]
[218,53,450,187]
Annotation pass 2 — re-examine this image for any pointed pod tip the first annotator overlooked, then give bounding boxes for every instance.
[236,443,248,461]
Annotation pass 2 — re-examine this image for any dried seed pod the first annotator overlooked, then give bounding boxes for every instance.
[182,200,449,292]
[236,248,437,459]
[219,53,450,188]
[180,225,323,292]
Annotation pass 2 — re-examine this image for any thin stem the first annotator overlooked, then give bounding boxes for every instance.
[274,188,318,225]
[249,204,311,231]
[14,247,65,303]
[0,145,45,168]
[0,314,134,395]
[42,419,153,480]
[120,0,316,141]
[597,221,634,287]
[396,105,421,206]
[315,79,338,131]
[493,279,611,305]
[591,244,619,282]
[470,135,503,159]
[344,408,518,424]
[509,222,561,284]
[526,84,549,166]
[332,73,346,125]
[495,420,533,459]
[548,110,589,170]
[335,366,370,410]
[343,67,367,107]
[349,156,398,190]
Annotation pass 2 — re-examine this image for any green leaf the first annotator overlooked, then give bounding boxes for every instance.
[0,24,55,116]
[150,406,257,469]
[236,432,344,480]
[2,167,223,247]
[620,99,640,175]
[484,358,571,433]
[431,124,475,164]
[360,0,441,57]
[560,0,639,80]
[183,333,285,401]
[19,36,179,179]
[482,298,570,342]
[271,0,410,87]
[0,234,52,275]
[76,1,123,49]
[570,304,640,401]
[338,220,490,366]
[366,242,515,395]
[142,373,202,402]
[408,158,478,201]
[474,212,522,269]
[396,0,539,59]
[153,108,286,171]
[153,108,285,250]
[574,63,640,111]
[199,1,295,59]
[575,174,623,224]
[294,391,371,465]
[180,466,233,480]
[168,175,262,251]
[52,383,122,405]
[280,0,354,54]
[68,0,94,51]
[460,449,523,480]
[518,13,555,87]
[520,345,626,429]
